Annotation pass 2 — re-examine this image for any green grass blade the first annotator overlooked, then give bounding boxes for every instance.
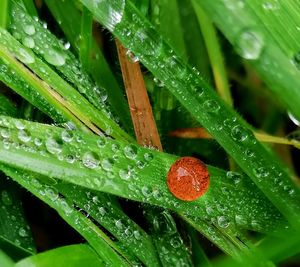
[0,116,286,234]
[79,6,93,70]
[0,175,35,260]
[0,29,133,141]
[21,0,37,17]
[43,0,132,131]
[197,0,300,122]
[0,250,14,267]
[0,166,132,267]
[0,94,17,117]
[79,0,300,228]
[191,1,232,106]
[57,184,160,267]
[15,244,104,267]
[0,0,9,28]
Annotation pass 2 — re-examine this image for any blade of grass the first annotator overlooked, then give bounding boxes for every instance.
[0,165,132,267]
[80,0,300,228]
[0,116,287,234]
[57,184,160,267]
[21,0,37,17]
[79,6,93,70]
[15,244,104,267]
[0,250,14,267]
[0,29,133,141]
[196,0,300,122]
[44,0,132,130]
[0,175,36,260]
[0,0,9,28]
[0,94,17,117]
[191,0,233,107]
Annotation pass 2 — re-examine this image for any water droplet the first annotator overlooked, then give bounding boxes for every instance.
[45,186,59,201]
[144,152,153,161]
[288,111,300,126]
[167,157,210,201]
[170,236,182,248]
[217,216,230,228]
[60,199,73,215]
[1,129,10,139]
[1,190,12,205]
[235,29,264,60]
[154,77,164,87]
[98,206,106,216]
[101,158,114,171]
[141,186,152,197]
[191,86,204,97]
[61,130,74,142]
[44,48,66,66]
[119,168,131,180]
[82,152,99,169]
[133,230,141,240]
[235,214,247,226]
[226,171,242,184]
[46,137,62,154]
[124,145,137,159]
[126,50,139,63]
[23,24,35,35]
[203,99,220,113]
[262,1,279,11]
[18,227,28,237]
[231,125,249,142]
[15,120,25,130]
[18,130,31,143]
[17,47,35,64]
[97,138,106,148]
[254,167,269,178]
[136,160,145,169]
[224,0,245,10]
[115,219,124,229]
[22,36,35,48]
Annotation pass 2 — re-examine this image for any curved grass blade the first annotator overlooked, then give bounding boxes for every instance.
[0,94,17,117]
[0,116,287,235]
[196,0,300,122]
[79,0,300,228]
[0,29,133,141]
[0,166,132,267]
[0,250,14,267]
[0,175,35,260]
[43,0,132,130]
[57,184,160,267]
[15,244,104,267]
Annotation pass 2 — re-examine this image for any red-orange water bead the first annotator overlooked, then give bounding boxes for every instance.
[167,157,210,201]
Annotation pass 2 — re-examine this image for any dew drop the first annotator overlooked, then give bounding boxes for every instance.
[144,152,153,161]
[126,50,139,63]
[46,137,62,154]
[23,24,35,35]
[254,167,269,178]
[1,190,12,206]
[98,206,106,216]
[22,36,35,48]
[226,171,242,184]
[18,227,28,237]
[45,186,59,201]
[231,125,249,142]
[235,29,264,60]
[82,152,99,169]
[18,130,31,143]
[124,145,137,159]
[224,0,245,9]
[203,99,220,113]
[167,157,210,201]
[119,168,131,180]
[17,47,35,64]
[217,216,230,228]
[44,48,66,66]
[101,158,114,171]
[61,130,74,142]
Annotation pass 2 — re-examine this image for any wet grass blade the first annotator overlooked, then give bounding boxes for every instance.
[0,115,286,235]
[0,165,132,267]
[0,0,9,28]
[196,0,300,122]
[79,0,300,228]
[0,94,17,117]
[43,0,132,130]
[15,244,104,267]
[57,184,160,267]
[0,29,133,141]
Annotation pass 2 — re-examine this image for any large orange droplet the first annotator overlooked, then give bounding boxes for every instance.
[167,157,210,201]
